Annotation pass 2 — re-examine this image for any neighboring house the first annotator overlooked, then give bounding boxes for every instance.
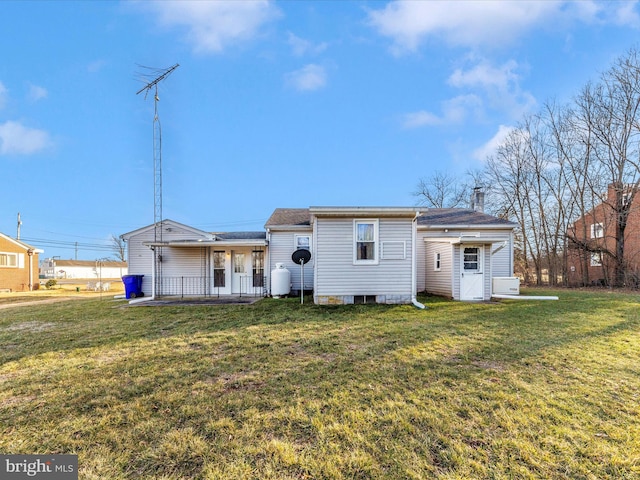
[566,183,640,287]
[0,233,42,292]
[40,259,128,280]
[122,203,516,303]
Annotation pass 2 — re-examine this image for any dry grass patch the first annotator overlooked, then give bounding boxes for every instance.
[0,291,639,478]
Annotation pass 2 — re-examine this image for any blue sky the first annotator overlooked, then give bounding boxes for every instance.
[1,0,639,261]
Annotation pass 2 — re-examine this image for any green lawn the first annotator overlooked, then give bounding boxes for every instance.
[1,290,639,479]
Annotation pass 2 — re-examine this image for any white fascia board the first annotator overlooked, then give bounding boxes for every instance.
[265,225,312,232]
[310,206,420,217]
[0,232,38,251]
[424,237,509,244]
[418,224,515,231]
[120,219,213,240]
[143,240,267,248]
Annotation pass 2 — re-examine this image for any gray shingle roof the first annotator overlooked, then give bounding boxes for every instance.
[211,231,267,240]
[265,208,312,227]
[264,207,514,228]
[417,208,515,227]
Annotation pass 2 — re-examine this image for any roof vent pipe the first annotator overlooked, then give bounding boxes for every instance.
[471,187,485,213]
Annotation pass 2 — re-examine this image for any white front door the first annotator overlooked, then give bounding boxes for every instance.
[231,252,249,294]
[460,245,484,300]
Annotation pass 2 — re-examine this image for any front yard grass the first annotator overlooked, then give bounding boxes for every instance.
[0,290,639,479]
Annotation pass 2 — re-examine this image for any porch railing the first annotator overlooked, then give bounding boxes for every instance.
[156,276,267,298]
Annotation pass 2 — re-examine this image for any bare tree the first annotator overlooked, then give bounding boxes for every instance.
[571,49,640,286]
[413,170,471,208]
[110,234,126,262]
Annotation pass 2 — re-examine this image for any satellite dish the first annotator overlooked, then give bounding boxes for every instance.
[292,249,311,265]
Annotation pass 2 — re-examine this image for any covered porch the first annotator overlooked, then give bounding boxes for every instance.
[143,232,268,299]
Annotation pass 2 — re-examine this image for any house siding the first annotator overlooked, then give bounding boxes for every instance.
[314,217,413,303]
[125,223,211,297]
[267,230,313,295]
[424,241,453,297]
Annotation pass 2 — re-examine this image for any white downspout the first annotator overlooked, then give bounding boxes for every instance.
[151,246,156,300]
[266,229,271,296]
[411,212,426,309]
[28,250,33,291]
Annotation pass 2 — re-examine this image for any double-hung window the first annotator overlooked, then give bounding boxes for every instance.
[590,223,604,239]
[354,220,378,264]
[0,253,17,268]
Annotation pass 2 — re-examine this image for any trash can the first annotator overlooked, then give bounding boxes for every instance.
[122,274,144,299]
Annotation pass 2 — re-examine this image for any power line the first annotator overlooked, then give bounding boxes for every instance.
[19,237,114,253]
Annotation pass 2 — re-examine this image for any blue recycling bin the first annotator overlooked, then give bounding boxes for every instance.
[122,274,144,299]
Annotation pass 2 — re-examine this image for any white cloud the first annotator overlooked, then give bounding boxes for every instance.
[0,121,51,155]
[449,59,519,90]
[368,1,563,53]
[0,82,7,110]
[472,124,516,161]
[613,1,640,27]
[401,110,441,128]
[87,59,108,73]
[449,58,536,119]
[27,83,48,102]
[402,94,482,128]
[285,64,327,92]
[143,0,280,54]
[287,32,328,57]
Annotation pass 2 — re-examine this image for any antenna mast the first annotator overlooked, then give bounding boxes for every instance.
[136,63,179,296]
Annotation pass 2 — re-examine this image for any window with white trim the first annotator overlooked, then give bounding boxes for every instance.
[434,252,441,271]
[590,223,604,239]
[294,234,311,252]
[590,251,603,267]
[0,252,17,268]
[354,220,378,264]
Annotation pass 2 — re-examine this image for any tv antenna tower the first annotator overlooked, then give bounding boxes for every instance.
[136,63,179,295]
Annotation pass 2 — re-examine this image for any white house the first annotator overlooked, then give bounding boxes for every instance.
[121,204,516,304]
[41,259,128,280]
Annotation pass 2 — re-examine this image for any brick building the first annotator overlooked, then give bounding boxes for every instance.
[0,233,42,292]
[566,183,640,287]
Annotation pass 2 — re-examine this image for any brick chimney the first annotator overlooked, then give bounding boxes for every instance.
[471,187,485,212]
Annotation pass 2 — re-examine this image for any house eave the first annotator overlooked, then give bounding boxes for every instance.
[424,236,509,244]
[310,206,421,217]
[419,224,515,230]
[264,225,312,232]
[143,240,268,248]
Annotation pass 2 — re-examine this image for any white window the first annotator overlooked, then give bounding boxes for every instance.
[354,220,378,264]
[590,223,604,239]
[434,252,441,271]
[590,251,603,267]
[0,252,17,268]
[294,234,311,252]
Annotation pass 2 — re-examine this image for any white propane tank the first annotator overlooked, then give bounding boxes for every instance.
[271,263,291,298]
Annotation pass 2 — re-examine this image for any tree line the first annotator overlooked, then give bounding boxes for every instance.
[415,48,640,287]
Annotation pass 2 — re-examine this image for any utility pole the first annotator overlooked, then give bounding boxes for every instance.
[16,212,22,240]
[136,63,179,297]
